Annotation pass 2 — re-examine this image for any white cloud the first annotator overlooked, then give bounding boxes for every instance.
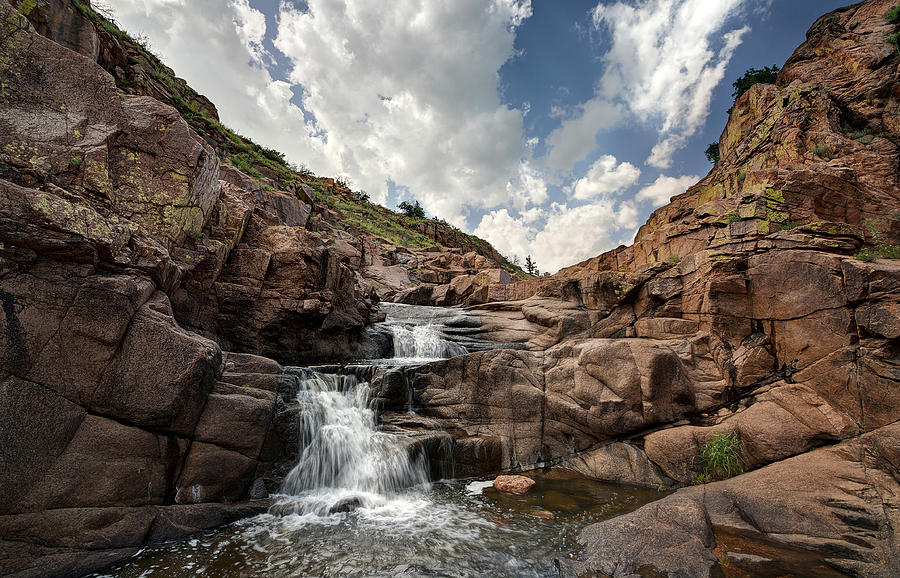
[229,0,269,65]
[507,162,549,210]
[475,200,639,273]
[635,174,700,207]
[543,99,622,172]
[105,0,335,175]
[104,0,533,221]
[595,0,748,168]
[274,0,533,212]
[542,0,748,172]
[571,155,640,200]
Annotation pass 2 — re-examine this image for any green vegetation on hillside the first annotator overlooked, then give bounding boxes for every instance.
[398,200,426,219]
[887,5,900,54]
[731,65,780,102]
[63,0,523,276]
[886,4,900,24]
[705,143,720,165]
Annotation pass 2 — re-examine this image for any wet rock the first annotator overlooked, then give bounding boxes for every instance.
[571,492,717,577]
[328,497,363,514]
[493,475,535,495]
[146,502,269,543]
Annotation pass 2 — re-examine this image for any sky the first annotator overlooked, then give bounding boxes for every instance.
[101,0,849,273]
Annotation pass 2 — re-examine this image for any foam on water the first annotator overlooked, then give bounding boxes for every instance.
[276,369,430,517]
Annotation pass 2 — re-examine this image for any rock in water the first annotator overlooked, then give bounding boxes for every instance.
[493,475,535,495]
[328,497,363,514]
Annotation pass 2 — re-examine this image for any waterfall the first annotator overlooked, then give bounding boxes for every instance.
[391,323,467,360]
[274,303,471,518]
[276,369,430,515]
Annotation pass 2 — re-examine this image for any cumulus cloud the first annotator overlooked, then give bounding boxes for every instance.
[274,0,533,212]
[543,0,748,172]
[104,0,335,175]
[635,174,700,207]
[475,200,639,273]
[507,162,549,210]
[229,0,269,65]
[543,99,622,172]
[571,155,640,200]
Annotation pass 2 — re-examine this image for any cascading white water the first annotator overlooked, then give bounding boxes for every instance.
[273,303,471,518]
[276,369,430,515]
[391,323,467,360]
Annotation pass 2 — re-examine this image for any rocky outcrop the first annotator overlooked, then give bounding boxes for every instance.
[0,3,378,574]
[493,475,535,495]
[392,1,900,574]
[565,423,900,577]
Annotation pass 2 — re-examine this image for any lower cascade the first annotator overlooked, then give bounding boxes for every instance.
[275,368,430,515]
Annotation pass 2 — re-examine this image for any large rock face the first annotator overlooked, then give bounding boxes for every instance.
[0,3,374,575]
[385,1,900,574]
[566,425,900,577]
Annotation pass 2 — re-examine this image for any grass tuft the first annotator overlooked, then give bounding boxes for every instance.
[776,221,800,232]
[811,145,835,159]
[692,431,744,484]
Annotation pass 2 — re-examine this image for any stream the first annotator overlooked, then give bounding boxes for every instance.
[97,304,664,577]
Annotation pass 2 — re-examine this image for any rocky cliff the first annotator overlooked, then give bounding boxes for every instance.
[375,1,900,575]
[0,1,520,575]
[2,0,900,576]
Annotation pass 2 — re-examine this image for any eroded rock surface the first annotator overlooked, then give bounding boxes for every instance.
[393,1,900,573]
[0,3,372,574]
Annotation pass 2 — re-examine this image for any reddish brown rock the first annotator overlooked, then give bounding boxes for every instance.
[571,423,900,578]
[493,475,535,495]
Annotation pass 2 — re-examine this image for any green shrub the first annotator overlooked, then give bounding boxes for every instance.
[855,244,900,261]
[731,65,780,102]
[693,431,744,483]
[68,156,83,169]
[890,32,900,55]
[705,143,720,165]
[398,200,426,219]
[737,170,746,183]
[666,254,681,263]
[886,4,900,24]
[777,221,800,232]
[854,248,878,262]
[725,213,741,224]
[812,145,835,159]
